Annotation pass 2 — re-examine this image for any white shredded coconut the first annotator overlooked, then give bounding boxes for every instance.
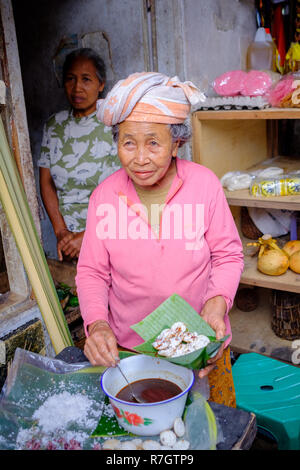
[14,389,102,450]
[32,391,95,433]
[102,402,115,419]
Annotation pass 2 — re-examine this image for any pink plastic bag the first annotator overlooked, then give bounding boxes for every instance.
[213,70,274,97]
[266,74,297,107]
[213,70,247,96]
[240,70,273,97]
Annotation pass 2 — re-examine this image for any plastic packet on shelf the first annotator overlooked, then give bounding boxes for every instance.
[221,167,284,192]
[250,173,300,197]
[250,166,284,178]
[240,70,275,97]
[266,71,300,107]
[220,171,252,191]
[212,70,280,98]
[212,70,247,97]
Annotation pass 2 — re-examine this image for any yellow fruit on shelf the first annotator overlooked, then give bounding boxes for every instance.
[283,240,300,257]
[257,248,289,275]
[289,250,300,273]
[247,234,289,276]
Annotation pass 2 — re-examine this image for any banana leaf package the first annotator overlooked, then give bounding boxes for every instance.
[131,294,228,370]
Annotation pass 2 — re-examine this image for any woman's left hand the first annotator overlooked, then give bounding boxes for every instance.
[198,295,227,378]
[59,231,85,260]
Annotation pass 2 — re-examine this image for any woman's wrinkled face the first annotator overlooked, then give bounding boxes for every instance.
[118,121,179,188]
[64,57,104,117]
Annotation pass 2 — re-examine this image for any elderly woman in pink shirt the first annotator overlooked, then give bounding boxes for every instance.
[75,72,244,407]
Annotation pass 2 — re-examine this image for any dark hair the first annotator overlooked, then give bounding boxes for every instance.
[112,121,192,147]
[62,47,106,84]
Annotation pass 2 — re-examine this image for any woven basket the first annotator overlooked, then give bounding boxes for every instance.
[271,290,300,340]
[241,207,263,240]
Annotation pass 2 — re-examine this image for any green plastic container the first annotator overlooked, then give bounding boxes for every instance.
[232,353,300,450]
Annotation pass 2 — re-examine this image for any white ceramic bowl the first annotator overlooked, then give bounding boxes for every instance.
[101,354,194,436]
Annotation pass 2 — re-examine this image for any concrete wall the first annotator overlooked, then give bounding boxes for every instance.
[12,0,147,258]
[183,0,257,93]
[155,0,256,92]
[12,0,256,258]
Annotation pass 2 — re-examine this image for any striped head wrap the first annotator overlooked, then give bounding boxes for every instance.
[96,72,204,126]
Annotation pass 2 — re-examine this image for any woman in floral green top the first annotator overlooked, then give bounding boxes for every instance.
[38,48,120,261]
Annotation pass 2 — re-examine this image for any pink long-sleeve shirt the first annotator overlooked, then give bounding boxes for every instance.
[75,158,244,350]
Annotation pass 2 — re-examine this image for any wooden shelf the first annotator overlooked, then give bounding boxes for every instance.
[240,234,300,293]
[193,108,300,120]
[225,156,300,210]
[230,287,297,364]
[226,188,300,210]
[192,106,300,363]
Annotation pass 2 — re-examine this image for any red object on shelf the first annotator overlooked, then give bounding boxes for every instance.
[272,5,286,69]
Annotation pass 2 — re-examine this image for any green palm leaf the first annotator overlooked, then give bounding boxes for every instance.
[0,116,73,352]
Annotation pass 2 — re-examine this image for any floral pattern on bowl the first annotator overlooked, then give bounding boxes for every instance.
[112,405,153,427]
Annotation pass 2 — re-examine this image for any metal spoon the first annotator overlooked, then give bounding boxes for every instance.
[111,355,144,403]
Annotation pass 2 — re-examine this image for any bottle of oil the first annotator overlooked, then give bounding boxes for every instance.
[246,27,276,71]
[265,28,277,72]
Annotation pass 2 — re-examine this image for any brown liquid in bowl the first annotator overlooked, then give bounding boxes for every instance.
[116,378,182,403]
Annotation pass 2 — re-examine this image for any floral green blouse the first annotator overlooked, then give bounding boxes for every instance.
[38,109,120,232]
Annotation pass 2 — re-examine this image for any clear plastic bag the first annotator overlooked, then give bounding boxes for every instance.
[184,392,223,450]
[0,348,104,450]
[250,173,300,197]
[266,71,300,107]
[0,348,222,450]
[221,167,284,192]
[221,171,253,191]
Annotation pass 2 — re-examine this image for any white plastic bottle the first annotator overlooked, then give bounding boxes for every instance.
[246,27,275,71]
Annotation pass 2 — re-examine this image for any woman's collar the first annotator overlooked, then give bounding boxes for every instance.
[70,109,97,121]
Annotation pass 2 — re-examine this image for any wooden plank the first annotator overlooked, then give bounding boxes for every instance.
[193,108,300,120]
[225,155,300,210]
[230,287,297,362]
[0,208,29,297]
[241,264,300,293]
[240,234,300,293]
[226,188,300,210]
[192,119,267,178]
[0,0,41,238]
[0,271,9,293]
[191,112,202,165]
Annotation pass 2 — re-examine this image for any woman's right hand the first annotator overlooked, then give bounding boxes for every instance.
[56,229,74,261]
[84,320,119,368]
[57,230,85,261]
